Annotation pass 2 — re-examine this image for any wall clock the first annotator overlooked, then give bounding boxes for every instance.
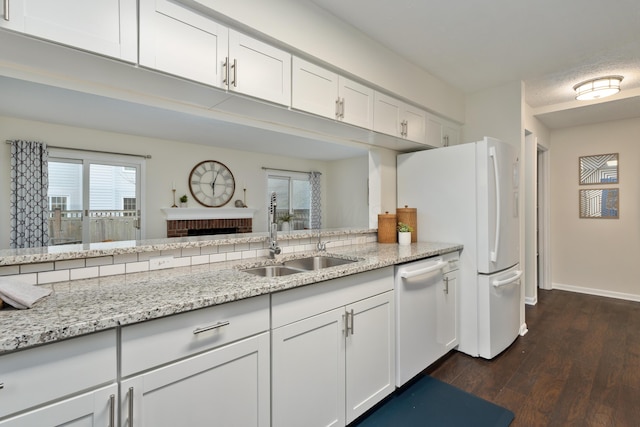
[188,160,236,207]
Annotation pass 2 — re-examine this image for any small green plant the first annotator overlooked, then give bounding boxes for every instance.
[179,194,188,203]
[397,222,414,233]
[278,212,294,222]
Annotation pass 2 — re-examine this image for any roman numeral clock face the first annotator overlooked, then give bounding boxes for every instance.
[188,160,236,207]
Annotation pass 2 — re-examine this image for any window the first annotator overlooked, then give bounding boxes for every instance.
[267,171,311,230]
[48,148,145,245]
[49,196,68,211]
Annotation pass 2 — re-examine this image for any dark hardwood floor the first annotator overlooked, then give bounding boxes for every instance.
[427,289,640,427]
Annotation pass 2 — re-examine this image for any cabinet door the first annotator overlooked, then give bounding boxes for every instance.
[121,333,270,427]
[426,114,444,148]
[291,57,339,119]
[0,384,117,427]
[272,308,346,427]
[345,292,395,423]
[373,92,402,137]
[0,0,137,62]
[338,77,374,129]
[438,270,458,350]
[403,105,427,144]
[139,0,228,88]
[229,29,291,106]
[442,122,460,146]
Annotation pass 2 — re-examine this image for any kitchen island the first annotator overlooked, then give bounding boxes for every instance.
[0,234,461,427]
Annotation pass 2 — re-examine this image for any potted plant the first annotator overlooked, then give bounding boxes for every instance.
[397,222,413,246]
[179,194,188,208]
[278,212,294,232]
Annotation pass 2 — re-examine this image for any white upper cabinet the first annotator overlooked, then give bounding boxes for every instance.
[228,29,291,106]
[292,57,374,129]
[426,113,461,148]
[139,0,228,88]
[291,57,340,119]
[140,0,291,106]
[339,77,374,129]
[373,92,427,144]
[0,0,137,62]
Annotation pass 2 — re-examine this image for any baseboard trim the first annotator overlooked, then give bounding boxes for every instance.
[552,282,640,303]
[525,296,537,306]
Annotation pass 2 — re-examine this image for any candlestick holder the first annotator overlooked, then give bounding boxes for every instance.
[243,188,247,207]
[172,189,178,208]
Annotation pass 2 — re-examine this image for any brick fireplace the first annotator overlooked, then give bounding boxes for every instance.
[162,208,257,238]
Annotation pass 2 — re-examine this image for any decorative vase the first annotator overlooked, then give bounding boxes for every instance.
[281,221,290,232]
[180,202,187,208]
[398,232,411,246]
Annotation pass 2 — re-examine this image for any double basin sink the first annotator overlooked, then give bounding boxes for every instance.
[241,255,357,277]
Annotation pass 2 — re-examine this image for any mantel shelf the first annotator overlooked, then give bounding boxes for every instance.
[161,207,258,220]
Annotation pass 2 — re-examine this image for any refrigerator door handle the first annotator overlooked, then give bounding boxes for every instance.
[489,146,500,263]
[400,260,448,279]
[492,270,523,288]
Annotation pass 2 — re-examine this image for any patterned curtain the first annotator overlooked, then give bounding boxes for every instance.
[10,140,50,248]
[309,171,322,230]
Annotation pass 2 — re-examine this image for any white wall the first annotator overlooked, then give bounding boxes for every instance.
[368,147,398,228]
[325,156,369,228]
[463,80,527,328]
[197,0,464,123]
[550,117,640,300]
[0,115,351,248]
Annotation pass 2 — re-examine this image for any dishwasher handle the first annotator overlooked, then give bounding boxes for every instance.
[492,270,523,288]
[400,260,448,279]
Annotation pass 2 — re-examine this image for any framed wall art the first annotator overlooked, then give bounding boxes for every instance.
[579,188,619,219]
[579,153,618,185]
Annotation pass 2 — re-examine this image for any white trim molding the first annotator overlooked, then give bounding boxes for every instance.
[552,282,640,303]
[161,208,257,220]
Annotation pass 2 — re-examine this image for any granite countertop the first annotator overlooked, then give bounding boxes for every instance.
[0,241,462,354]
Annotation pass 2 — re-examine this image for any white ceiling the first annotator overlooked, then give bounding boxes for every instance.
[310,0,640,129]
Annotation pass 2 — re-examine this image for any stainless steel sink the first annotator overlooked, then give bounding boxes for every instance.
[283,255,356,271]
[240,265,306,277]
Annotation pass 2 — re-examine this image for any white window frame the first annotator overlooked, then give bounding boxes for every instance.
[49,148,147,242]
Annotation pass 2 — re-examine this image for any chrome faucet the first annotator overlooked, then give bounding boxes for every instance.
[316,228,328,252]
[268,192,281,259]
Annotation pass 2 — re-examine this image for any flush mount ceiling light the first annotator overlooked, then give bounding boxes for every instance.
[573,75,623,101]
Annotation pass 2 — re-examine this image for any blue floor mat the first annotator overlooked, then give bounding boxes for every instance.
[352,375,514,427]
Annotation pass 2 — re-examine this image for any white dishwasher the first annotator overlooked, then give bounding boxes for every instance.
[394,251,459,387]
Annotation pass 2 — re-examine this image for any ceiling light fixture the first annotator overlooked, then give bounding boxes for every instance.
[574,75,623,101]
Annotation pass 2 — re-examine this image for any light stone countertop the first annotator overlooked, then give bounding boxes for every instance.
[0,241,462,354]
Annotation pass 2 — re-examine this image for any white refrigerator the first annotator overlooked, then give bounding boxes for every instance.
[397,137,524,359]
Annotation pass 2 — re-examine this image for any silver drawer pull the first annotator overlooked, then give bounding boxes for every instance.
[0,382,4,389]
[193,321,230,335]
[128,387,134,427]
[3,0,9,21]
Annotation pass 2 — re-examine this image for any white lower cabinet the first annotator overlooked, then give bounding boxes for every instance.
[120,295,271,427]
[0,330,117,426]
[271,267,395,427]
[120,333,270,427]
[0,384,117,427]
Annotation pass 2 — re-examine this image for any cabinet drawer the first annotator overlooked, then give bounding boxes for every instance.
[272,266,394,329]
[121,295,269,376]
[0,330,116,419]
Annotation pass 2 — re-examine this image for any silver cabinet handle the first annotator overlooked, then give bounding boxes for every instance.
[340,98,345,118]
[343,310,354,337]
[3,0,8,21]
[222,57,228,86]
[0,382,4,389]
[444,276,449,294]
[128,387,134,427]
[109,394,115,427]
[335,97,340,119]
[349,309,354,335]
[193,320,229,335]
[231,59,238,88]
